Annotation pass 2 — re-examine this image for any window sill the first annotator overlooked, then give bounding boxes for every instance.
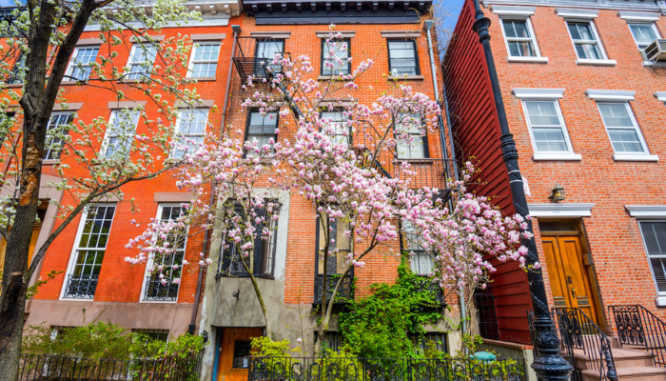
[117,78,150,84]
[388,75,425,81]
[507,56,549,63]
[656,296,666,307]
[613,154,659,162]
[532,153,582,161]
[185,77,216,82]
[4,83,23,88]
[576,59,617,66]
[317,75,351,80]
[43,160,60,165]
[140,299,178,304]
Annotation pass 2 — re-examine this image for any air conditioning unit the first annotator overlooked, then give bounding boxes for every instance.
[646,39,666,62]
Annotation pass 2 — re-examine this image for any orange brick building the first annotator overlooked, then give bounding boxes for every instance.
[444,0,666,367]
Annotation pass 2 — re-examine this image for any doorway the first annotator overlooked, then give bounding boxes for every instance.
[539,220,603,330]
[216,327,263,381]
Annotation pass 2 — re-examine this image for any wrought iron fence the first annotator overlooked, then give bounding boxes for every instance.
[63,275,98,299]
[313,274,353,305]
[18,351,202,381]
[249,356,526,381]
[610,304,666,368]
[144,276,179,302]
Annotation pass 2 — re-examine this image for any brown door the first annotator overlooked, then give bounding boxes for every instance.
[217,328,263,381]
[542,235,600,325]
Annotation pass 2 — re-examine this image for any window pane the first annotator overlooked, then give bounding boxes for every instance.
[533,128,568,152]
[44,112,73,160]
[525,102,560,126]
[503,20,529,38]
[640,222,666,292]
[174,109,208,158]
[569,23,594,41]
[598,103,633,127]
[321,111,350,145]
[508,41,535,57]
[630,24,658,45]
[106,110,140,158]
[322,40,350,75]
[388,40,418,75]
[70,47,99,81]
[608,129,645,153]
[190,43,220,78]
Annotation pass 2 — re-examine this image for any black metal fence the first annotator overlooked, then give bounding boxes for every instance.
[249,356,526,381]
[18,351,202,381]
[610,304,666,368]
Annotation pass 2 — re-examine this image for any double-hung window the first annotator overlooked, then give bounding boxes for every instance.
[66,46,99,82]
[188,42,221,78]
[63,204,116,299]
[245,110,278,156]
[317,217,351,276]
[628,23,661,56]
[387,39,419,76]
[500,19,541,59]
[395,113,428,159]
[402,220,435,275]
[254,40,285,77]
[566,21,610,62]
[597,102,652,158]
[103,109,140,158]
[43,112,74,161]
[321,39,351,76]
[321,110,350,146]
[143,204,187,302]
[639,221,666,295]
[173,109,208,158]
[126,44,158,80]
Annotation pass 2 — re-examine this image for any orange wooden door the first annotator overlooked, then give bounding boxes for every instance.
[217,328,263,381]
[542,235,599,325]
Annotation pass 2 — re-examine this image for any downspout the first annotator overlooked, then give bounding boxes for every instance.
[424,20,466,337]
[188,24,241,336]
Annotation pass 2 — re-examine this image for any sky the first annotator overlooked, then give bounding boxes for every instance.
[435,0,464,31]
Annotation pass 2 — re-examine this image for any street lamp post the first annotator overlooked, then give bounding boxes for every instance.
[469,0,573,379]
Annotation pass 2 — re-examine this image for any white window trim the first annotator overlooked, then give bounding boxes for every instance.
[65,46,100,81]
[556,8,598,20]
[186,41,221,78]
[491,5,535,17]
[498,16,547,62]
[626,205,666,219]
[635,219,666,298]
[619,11,660,23]
[592,100,656,161]
[60,203,116,300]
[43,111,74,164]
[100,109,140,158]
[139,203,189,303]
[564,20,615,65]
[586,90,635,101]
[125,44,156,80]
[172,108,209,157]
[528,203,594,218]
[517,93,580,161]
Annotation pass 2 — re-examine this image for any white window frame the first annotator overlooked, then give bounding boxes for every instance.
[564,20,616,66]
[43,111,74,163]
[627,22,662,66]
[637,220,666,298]
[172,108,209,158]
[65,46,100,82]
[125,44,157,80]
[513,88,580,161]
[139,203,189,303]
[60,203,117,300]
[101,109,140,158]
[595,101,658,162]
[497,16,548,63]
[186,41,221,78]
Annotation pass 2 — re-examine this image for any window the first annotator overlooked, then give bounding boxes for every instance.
[188,42,221,78]
[522,101,574,154]
[143,204,187,302]
[103,109,140,158]
[254,40,285,77]
[628,23,661,51]
[8,53,26,84]
[320,110,350,146]
[474,290,500,340]
[639,221,666,293]
[43,112,73,161]
[500,19,540,58]
[314,332,343,352]
[402,221,435,275]
[412,333,447,354]
[387,39,419,76]
[232,341,252,368]
[126,44,158,80]
[66,46,99,82]
[321,39,350,76]
[317,216,350,275]
[63,204,116,299]
[395,113,428,159]
[567,21,607,61]
[173,109,208,158]
[220,201,278,278]
[245,110,278,156]
[132,329,170,342]
[0,112,16,146]
[597,102,649,155]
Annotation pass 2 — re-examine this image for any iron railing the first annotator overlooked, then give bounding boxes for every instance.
[610,304,666,368]
[63,274,98,299]
[144,276,179,302]
[232,36,290,83]
[249,356,526,381]
[413,277,446,307]
[18,351,203,381]
[313,274,353,305]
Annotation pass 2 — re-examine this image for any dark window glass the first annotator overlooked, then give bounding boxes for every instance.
[317,217,350,275]
[314,332,342,353]
[232,340,252,368]
[245,110,278,156]
[640,221,666,292]
[388,39,419,76]
[412,333,447,354]
[254,39,285,77]
[132,329,170,342]
[538,220,577,232]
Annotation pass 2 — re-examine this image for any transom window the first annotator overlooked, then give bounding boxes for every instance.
[173,109,208,158]
[387,39,419,76]
[395,113,428,159]
[126,44,158,80]
[104,109,140,158]
[501,19,539,58]
[639,221,666,293]
[402,220,435,275]
[245,110,278,156]
[321,110,350,146]
[628,23,661,51]
[567,22,606,60]
[523,101,574,154]
[321,39,351,76]
[597,102,649,155]
[143,204,188,302]
[63,204,116,299]
[43,112,74,161]
[66,46,99,81]
[188,42,221,78]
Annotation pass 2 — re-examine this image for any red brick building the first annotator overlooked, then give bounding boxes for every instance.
[445,0,666,376]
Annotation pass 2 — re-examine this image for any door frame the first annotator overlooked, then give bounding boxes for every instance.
[214,327,265,381]
[539,218,607,333]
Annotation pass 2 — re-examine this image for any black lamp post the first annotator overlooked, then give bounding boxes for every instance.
[469,0,573,379]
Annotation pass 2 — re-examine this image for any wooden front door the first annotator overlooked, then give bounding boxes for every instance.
[542,235,600,326]
[217,328,263,381]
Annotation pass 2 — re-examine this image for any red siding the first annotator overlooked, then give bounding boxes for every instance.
[442,0,532,344]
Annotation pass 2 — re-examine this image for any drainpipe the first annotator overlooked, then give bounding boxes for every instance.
[469,0,572,379]
[188,24,241,336]
[424,20,466,337]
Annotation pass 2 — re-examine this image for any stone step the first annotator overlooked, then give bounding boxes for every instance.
[572,348,655,370]
[581,366,666,381]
